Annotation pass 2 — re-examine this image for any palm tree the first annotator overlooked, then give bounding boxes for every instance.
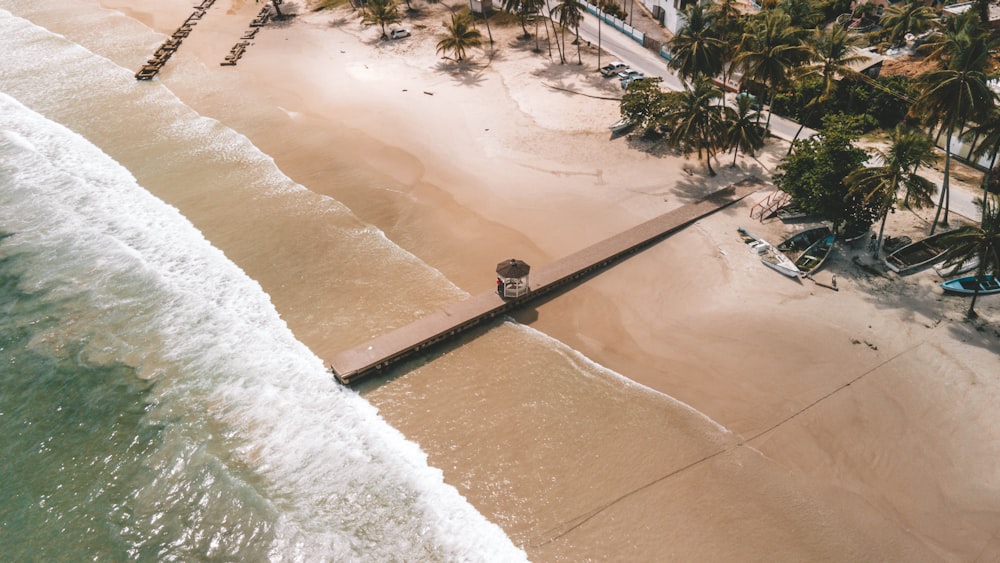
[436,13,483,61]
[271,0,285,18]
[724,93,766,166]
[879,0,936,48]
[734,9,810,130]
[892,127,938,208]
[553,0,584,64]
[919,10,987,64]
[962,106,1000,219]
[361,0,401,39]
[938,196,1000,318]
[667,2,724,82]
[662,77,728,176]
[845,125,937,257]
[503,0,543,39]
[778,0,822,29]
[707,0,745,94]
[786,25,866,150]
[912,21,998,234]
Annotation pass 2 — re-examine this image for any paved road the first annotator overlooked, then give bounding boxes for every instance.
[576,11,814,143]
[574,12,985,222]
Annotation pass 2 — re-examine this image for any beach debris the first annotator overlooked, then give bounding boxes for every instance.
[850,338,878,350]
[804,273,839,292]
[423,91,434,96]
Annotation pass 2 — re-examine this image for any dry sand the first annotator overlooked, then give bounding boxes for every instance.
[100,0,1000,559]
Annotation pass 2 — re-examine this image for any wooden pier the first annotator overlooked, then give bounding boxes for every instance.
[329,179,762,385]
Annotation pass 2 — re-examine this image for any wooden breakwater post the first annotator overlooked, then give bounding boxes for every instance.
[329,178,762,385]
[221,5,273,66]
[135,0,217,80]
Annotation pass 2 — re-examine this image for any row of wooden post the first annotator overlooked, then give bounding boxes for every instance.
[134,0,217,80]
[221,5,271,66]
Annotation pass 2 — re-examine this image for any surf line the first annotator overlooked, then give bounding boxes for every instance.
[329,178,764,386]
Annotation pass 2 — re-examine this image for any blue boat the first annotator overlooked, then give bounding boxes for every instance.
[940,274,1000,295]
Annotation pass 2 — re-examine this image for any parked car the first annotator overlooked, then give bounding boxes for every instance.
[735,91,762,110]
[389,29,411,40]
[618,70,645,89]
[600,61,629,77]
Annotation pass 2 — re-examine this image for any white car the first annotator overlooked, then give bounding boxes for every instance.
[600,61,629,77]
[618,70,645,89]
[389,29,411,40]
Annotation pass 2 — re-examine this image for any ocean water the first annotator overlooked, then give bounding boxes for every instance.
[0,6,525,560]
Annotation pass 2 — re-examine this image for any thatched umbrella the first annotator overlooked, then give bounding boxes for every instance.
[496,258,530,278]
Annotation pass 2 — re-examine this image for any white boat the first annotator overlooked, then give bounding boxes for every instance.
[935,256,979,278]
[759,244,802,277]
[609,118,633,133]
[738,226,802,278]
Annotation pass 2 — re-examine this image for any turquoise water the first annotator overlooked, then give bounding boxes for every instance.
[0,242,169,560]
[0,5,524,558]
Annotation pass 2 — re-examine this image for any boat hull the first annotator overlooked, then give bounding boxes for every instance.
[739,227,802,277]
[609,119,633,133]
[941,274,1000,295]
[884,231,954,275]
[794,234,835,275]
[777,226,831,254]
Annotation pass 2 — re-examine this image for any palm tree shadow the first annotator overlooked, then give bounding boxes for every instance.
[434,60,489,86]
[322,12,357,27]
[844,253,1000,354]
[622,132,674,158]
[945,314,1000,354]
[668,161,768,203]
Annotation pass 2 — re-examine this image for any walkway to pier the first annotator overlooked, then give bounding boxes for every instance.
[330,178,762,385]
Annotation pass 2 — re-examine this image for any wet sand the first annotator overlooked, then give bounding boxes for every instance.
[69,0,1000,558]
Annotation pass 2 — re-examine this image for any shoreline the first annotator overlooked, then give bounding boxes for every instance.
[77,0,1000,558]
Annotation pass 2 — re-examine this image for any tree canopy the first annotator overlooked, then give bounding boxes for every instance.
[773,114,870,229]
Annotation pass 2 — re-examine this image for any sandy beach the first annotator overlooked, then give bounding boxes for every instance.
[37,0,1000,558]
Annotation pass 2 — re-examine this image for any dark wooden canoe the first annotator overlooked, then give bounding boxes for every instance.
[884,231,954,275]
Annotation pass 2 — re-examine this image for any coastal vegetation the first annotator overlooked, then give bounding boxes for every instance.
[329,0,1000,241]
[360,0,402,39]
[773,115,870,230]
[940,197,1000,317]
[436,12,483,61]
[622,0,1000,240]
[845,125,937,256]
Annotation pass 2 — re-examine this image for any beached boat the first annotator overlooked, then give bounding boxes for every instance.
[940,274,1000,295]
[840,224,870,244]
[776,226,834,275]
[777,226,831,254]
[738,226,801,278]
[609,118,634,133]
[774,203,809,222]
[794,234,835,275]
[884,231,954,275]
[935,256,979,278]
[760,244,802,277]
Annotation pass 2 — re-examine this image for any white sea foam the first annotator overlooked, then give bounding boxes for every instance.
[509,322,735,437]
[0,87,524,561]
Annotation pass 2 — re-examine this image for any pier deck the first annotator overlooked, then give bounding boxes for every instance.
[329,179,761,385]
